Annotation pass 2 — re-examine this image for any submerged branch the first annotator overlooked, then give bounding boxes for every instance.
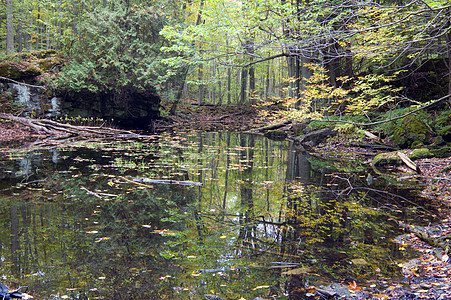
[132,178,203,187]
[397,220,450,254]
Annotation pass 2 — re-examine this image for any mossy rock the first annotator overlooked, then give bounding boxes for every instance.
[35,49,57,59]
[410,148,434,160]
[430,147,451,158]
[36,56,64,73]
[373,152,403,167]
[0,61,42,79]
[391,112,432,148]
[264,129,287,141]
[304,120,331,133]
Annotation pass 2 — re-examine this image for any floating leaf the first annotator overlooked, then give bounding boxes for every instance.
[281,267,312,275]
[350,258,368,266]
[95,237,110,243]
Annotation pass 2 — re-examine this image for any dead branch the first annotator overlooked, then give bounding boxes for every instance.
[80,186,103,200]
[133,178,203,187]
[397,220,450,254]
[397,151,422,174]
[0,113,152,138]
[0,76,46,89]
[248,119,292,133]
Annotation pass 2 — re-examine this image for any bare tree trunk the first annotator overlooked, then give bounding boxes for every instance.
[240,68,248,105]
[6,0,14,54]
[447,13,451,102]
[211,59,216,104]
[170,67,189,115]
[226,36,232,105]
[17,14,23,53]
[198,63,205,105]
[218,71,223,106]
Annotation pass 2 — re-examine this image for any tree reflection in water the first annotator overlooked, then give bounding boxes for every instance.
[0,132,429,299]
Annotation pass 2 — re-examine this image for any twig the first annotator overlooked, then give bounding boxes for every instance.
[80,186,103,200]
[119,176,154,189]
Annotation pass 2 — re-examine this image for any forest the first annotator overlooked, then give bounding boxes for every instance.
[0,0,450,119]
[0,0,451,299]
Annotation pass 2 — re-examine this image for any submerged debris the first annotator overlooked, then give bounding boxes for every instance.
[0,284,33,299]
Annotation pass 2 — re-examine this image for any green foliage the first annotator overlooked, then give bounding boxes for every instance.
[54,0,176,95]
[388,111,432,148]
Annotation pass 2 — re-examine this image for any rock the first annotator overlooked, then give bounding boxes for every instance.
[264,129,288,140]
[410,148,434,160]
[61,86,161,129]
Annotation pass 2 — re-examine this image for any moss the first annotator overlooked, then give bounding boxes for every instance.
[441,165,451,173]
[264,129,287,141]
[0,61,42,79]
[430,147,451,158]
[411,140,424,149]
[410,148,433,160]
[389,111,432,148]
[373,152,402,166]
[305,120,331,132]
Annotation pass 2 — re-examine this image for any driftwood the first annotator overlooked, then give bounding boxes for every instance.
[0,113,150,138]
[133,178,203,187]
[397,151,422,174]
[397,221,450,254]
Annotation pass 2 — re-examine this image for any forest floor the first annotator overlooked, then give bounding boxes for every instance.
[1,110,451,299]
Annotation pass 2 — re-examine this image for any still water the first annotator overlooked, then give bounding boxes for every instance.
[0,132,432,299]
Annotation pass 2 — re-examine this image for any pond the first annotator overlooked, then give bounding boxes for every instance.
[0,132,436,299]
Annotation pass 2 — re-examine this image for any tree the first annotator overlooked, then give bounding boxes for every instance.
[55,0,180,96]
[6,0,14,54]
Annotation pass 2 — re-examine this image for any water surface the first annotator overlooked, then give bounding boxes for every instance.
[0,132,432,299]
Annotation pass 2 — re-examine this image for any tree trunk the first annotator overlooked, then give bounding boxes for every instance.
[17,12,23,53]
[6,0,14,54]
[447,12,451,103]
[240,68,248,105]
[218,71,223,106]
[198,62,205,105]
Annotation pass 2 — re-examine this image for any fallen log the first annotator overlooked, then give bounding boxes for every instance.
[397,220,450,254]
[295,127,337,146]
[397,152,422,174]
[248,119,292,133]
[0,113,151,138]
